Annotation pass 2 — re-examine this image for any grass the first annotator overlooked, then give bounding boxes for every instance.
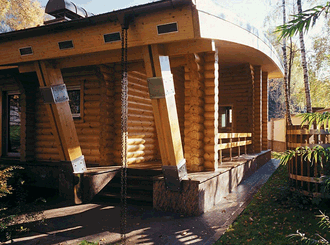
[215,163,330,244]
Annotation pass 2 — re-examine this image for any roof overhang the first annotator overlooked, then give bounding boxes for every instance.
[0,0,283,79]
[195,1,283,78]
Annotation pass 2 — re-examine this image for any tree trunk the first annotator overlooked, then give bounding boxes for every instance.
[297,0,312,113]
[282,0,293,125]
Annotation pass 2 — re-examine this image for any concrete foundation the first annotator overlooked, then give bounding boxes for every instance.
[153,150,271,216]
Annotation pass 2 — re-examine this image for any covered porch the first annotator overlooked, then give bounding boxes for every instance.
[0,0,282,215]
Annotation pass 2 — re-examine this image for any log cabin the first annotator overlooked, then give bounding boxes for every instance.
[0,0,283,215]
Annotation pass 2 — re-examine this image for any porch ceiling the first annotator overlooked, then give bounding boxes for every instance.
[215,40,283,79]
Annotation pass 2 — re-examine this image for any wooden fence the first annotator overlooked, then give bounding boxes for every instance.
[218,133,252,163]
[287,125,330,196]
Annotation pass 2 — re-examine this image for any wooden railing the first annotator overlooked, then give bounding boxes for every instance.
[286,125,330,196]
[218,133,252,163]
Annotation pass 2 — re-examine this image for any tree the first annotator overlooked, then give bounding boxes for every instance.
[0,0,44,32]
[297,0,312,113]
[277,2,330,39]
[282,0,293,125]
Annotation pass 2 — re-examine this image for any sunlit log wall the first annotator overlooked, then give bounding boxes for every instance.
[172,66,185,143]
[219,63,254,134]
[203,51,219,171]
[184,53,205,171]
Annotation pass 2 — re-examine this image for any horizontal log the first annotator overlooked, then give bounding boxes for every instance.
[81,141,100,148]
[82,149,100,156]
[84,88,100,95]
[84,81,101,88]
[76,127,101,135]
[128,120,155,127]
[128,126,155,133]
[35,134,55,141]
[75,122,100,128]
[84,101,100,109]
[127,156,155,164]
[85,156,100,163]
[35,141,57,148]
[128,114,154,122]
[35,147,60,154]
[84,95,101,101]
[35,128,53,135]
[84,115,101,122]
[78,135,99,141]
[128,132,156,138]
[84,109,100,116]
[129,94,151,104]
[127,150,156,158]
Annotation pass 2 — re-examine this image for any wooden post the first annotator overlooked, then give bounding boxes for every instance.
[203,51,219,170]
[252,66,262,153]
[34,60,86,203]
[184,53,205,172]
[143,45,187,191]
[262,72,268,151]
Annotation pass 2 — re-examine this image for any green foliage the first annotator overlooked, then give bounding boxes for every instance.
[298,112,330,130]
[217,164,330,244]
[276,2,330,39]
[0,165,23,198]
[275,145,330,169]
[288,211,330,244]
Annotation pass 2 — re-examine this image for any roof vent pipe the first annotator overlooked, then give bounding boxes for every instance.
[44,0,92,25]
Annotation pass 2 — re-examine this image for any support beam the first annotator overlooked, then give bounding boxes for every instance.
[143,45,187,191]
[262,72,268,150]
[252,66,262,153]
[184,53,205,171]
[203,51,219,170]
[34,60,86,203]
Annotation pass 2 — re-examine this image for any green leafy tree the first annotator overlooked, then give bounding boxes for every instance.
[0,0,44,32]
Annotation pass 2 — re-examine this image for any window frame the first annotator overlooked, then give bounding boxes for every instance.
[3,90,21,158]
[67,81,84,122]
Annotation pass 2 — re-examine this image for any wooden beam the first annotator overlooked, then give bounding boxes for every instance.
[34,61,84,163]
[252,66,262,153]
[0,6,195,66]
[262,72,268,150]
[143,44,186,191]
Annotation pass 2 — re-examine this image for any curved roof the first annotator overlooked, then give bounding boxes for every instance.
[196,1,283,78]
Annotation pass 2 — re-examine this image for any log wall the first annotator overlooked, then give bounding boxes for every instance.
[252,66,262,153]
[172,66,185,143]
[110,65,159,165]
[219,64,254,134]
[262,72,268,150]
[0,65,160,166]
[203,52,219,171]
[184,54,205,171]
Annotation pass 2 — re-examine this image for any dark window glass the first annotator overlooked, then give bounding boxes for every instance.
[157,23,178,34]
[8,94,21,153]
[67,89,80,117]
[104,32,121,43]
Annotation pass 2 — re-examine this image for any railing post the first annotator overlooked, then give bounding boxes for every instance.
[219,135,222,164]
[238,135,240,158]
[229,133,232,161]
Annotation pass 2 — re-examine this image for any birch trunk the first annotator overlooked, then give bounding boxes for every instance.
[282,0,293,125]
[297,0,312,113]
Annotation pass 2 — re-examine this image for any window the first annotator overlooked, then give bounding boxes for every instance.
[219,105,233,132]
[2,91,21,157]
[67,84,83,120]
